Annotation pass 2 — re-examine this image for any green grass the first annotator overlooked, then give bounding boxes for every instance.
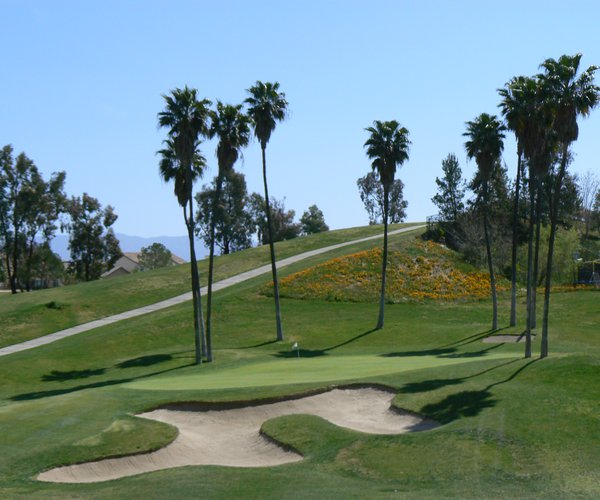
[0,223,420,348]
[126,353,518,391]
[0,226,598,499]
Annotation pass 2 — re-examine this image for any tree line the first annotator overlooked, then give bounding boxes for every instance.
[0,145,121,293]
[429,53,599,359]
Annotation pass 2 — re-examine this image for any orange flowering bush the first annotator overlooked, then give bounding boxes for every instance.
[264,240,508,303]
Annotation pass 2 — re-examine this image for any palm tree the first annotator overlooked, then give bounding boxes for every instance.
[498,76,529,327]
[245,81,288,342]
[204,102,251,360]
[464,113,506,331]
[157,86,211,365]
[538,54,599,358]
[499,75,549,356]
[364,120,410,330]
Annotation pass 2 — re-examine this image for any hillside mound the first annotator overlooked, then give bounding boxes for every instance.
[270,240,505,302]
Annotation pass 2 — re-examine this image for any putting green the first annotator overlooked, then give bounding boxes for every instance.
[126,353,517,392]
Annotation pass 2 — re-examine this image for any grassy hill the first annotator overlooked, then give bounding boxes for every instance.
[0,223,421,348]
[0,224,598,499]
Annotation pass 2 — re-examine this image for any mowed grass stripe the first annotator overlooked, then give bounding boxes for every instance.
[126,352,517,391]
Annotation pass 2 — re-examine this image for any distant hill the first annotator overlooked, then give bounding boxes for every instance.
[50,233,208,261]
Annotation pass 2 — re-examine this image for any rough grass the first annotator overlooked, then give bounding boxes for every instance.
[0,223,419,348]
[0,227,598,499]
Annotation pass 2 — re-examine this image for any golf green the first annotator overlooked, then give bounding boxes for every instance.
[126,352,517,391]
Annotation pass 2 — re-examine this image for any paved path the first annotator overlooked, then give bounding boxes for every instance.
[0,225,424,357]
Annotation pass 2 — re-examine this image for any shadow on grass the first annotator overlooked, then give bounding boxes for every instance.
[381,347,458,357]
[417,359,538,424]
[41,368,106,382]
[273,349,329,358]
[438,326,511,348]
[13,362,194,402]
[438,343,504,358]
[399,358,519,394]
[273,328,378,358]
[421,389,497,424]
[239,339,279,350]
[116,354,173,368]
[381,343,503,359]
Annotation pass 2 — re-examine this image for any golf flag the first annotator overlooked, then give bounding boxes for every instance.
[292,342,298,350]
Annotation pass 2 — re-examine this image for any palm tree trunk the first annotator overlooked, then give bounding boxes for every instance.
[509,152,523,326]
[541,144,569,358]
[184,202,206,365]
[376,187,389,330]
[482,193,498,331]
[205,174,224,362]
[524,171,535,358]
[261,146,284,341]
[531,185,542,330]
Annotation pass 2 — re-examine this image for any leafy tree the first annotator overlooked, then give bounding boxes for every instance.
[139,243,173,271]
[157,86,211,364]
[245,81,288,341]
[249,193,300,244]
[464,113,506,331]
[538,54,600,358]
[364,120,410,330]
[204,102,251,359]
[195,171,254,255]
[577,170,599,239]
[21,170,66,291]
[65,193,121,281]
[21,244,64,289]
[357,171,408,225]
[593,189,600,232]
[0,145,66,293]
[432,153,465,222]
[300,204,329,235]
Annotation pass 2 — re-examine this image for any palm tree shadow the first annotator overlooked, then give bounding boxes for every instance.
[41,368,107,382]
[12,362,195,402]
[116,354,173,368]
[273,349,329,358]
[239,339,279,350]
[417,359,537,424]
[399,358,519,394]
[273,328,379,358]
[421,389,497,424]
[381,343,503,359]
[438,325,511,349]
[381,347,458,358]
[322,328,379,352]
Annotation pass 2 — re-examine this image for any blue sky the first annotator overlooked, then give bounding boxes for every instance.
[2,0,599,237]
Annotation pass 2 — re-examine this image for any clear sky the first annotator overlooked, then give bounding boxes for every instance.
[2,0,599,237]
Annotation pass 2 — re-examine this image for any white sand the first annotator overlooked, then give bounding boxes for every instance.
[38,387,438,483]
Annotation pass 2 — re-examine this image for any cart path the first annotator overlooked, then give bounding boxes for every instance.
[0,225,424,357]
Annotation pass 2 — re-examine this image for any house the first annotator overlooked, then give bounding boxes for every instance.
[101,252,186,279]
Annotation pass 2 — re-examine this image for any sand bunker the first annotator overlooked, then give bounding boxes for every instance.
[38,387,438,483]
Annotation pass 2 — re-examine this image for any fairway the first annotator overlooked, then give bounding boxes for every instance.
[126,352,518,391]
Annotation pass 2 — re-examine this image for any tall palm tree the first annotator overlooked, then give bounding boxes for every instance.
[245,81,288,342]
[464,113,506,331]
[499,75,549,356]
[364,120,410,330]
[157,86,211,365]
[498,76,529,327]
[204,102,251,360]
[538,54,599,358]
